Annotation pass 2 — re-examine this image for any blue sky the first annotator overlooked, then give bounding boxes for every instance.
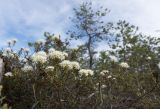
[0,0,160,50]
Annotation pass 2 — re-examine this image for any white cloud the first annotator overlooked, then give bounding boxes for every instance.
[0,0,160,48]
[102,0,160,37]
[0,0,75,39]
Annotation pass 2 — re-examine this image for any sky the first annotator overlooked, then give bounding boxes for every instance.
[0,0,160,49]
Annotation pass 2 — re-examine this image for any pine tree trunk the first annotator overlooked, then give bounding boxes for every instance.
[88,37,93,69]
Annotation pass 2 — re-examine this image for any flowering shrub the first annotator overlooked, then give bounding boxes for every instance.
[119,62,130,68]
[32,51,47,64]
[0,33,160,109]
[45,66,54,72]
[59,60,80,70]
[79,69,94,76]
[21,65,33,72]
[48,49,67,61]
[0,36,96,109]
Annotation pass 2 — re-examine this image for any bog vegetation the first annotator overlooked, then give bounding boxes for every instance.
[0,2,160,109]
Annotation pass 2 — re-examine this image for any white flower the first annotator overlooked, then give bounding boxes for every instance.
[113,78,116,80]
[59,60,72,70]
[59,60,80,70]
[155,50,158,54]
[2,52,14,58]
[71,61,80,69]
[100,70,109,76]
[101,85,107,88]
[45,66,55,72]
[79,69,94,76]
[4,72,13,77]
[147,56,151,60]
[2,48,14,58]
[119,62,130,68]
[105,51,109,55]
[31,51,47,64]
[126,44,132,48]
[62,52,68,58]
[48,50,67,61]
[109,56,118,62]
[107,75,112,78]
[100,72,105,76]
[157,62,160,69]
[21,65,33,72]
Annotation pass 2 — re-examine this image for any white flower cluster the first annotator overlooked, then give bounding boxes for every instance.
[45,66,55,72]
[107,75,116,80]
[107,75,112,78]
[79,69,94,76]
[31,51,47,64]
[62,52,68,58]
[30,48,68,64]
[2,48,14,58]
[101,85,107,88]
[100,70,109,76]
[21,65,33,72]
[119,62,130,68]
[4,72,13,77]
[109,56,118,62]
[71,61,80,69]
[48,48,68,61]
[105,51,109,55]
[147,56,151,60]
[99,70,116,79]
[126,44,133,48]
[59,60,80,70]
